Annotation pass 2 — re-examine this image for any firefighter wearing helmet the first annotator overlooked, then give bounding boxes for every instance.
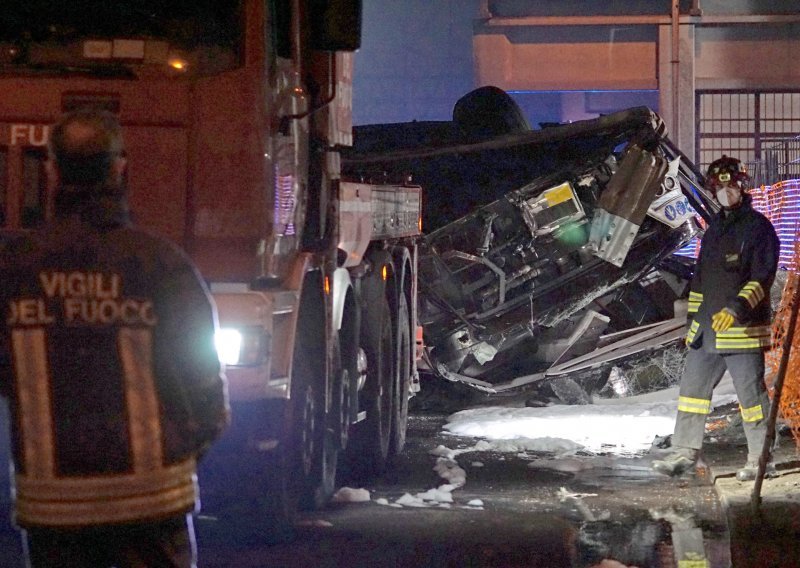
[705,155,751,207]
[652,156,781,481]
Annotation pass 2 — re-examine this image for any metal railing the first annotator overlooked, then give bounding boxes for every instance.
[752,136,800,187]
[748,138,800,271]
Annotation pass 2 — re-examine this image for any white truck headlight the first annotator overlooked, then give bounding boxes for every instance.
[216,328,243,366]
[215,326,268,367]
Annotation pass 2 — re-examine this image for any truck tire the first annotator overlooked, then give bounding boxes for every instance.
[291,292,338,511]
[390,293,411,458]
[346,291,394,478]
[332,336,356,451]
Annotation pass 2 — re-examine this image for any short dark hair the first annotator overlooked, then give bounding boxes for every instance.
[50,109,124,186]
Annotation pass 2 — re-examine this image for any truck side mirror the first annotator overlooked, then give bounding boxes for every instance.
[310,0,362,51]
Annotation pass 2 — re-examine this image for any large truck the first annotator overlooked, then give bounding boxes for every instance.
[0,0,419,534]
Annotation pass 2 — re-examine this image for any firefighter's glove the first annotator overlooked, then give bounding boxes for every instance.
[711,307,736,332]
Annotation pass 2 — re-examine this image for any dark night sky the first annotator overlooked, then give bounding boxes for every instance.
[351,1,659,128]
[353,0,481,125]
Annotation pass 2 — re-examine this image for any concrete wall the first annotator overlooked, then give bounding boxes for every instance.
[695,25,800,89]
[474,27,658,91]
[473,3,800,159]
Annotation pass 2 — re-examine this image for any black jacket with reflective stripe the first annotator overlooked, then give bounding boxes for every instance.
[686,195,780,353]
[0,192,229,527]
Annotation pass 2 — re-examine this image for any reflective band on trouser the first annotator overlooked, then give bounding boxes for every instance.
[715,325,772,350]
[686,320,700,345]
[678,396,712,415]
[687,291,703,315]
[737,281,765,309]
[678,560,709,568]
[740,403,764,423]
[14,458,198,526]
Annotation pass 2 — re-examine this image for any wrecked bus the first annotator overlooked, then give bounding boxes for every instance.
[344,91,718,403]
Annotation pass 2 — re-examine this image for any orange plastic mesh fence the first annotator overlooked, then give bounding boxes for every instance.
[765,238,800,448]
[751,181,800,271]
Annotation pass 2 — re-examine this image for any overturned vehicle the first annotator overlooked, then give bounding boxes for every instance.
[343,91,718,403]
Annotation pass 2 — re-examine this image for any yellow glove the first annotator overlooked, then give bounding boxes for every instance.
[711,308,736,332]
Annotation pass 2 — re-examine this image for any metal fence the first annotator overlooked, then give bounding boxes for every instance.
[696,90,800,185]
[757,137,800,186]
[748,138,800,271]
[742,136,800,188]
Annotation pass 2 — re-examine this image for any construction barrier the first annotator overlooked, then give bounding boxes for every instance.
[750,180,800,271]
[765,239,800,448]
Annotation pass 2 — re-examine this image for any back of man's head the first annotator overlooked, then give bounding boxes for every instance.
[50,109,125,187]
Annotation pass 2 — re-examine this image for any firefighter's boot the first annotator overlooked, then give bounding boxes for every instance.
[735,460,777,482]
[651,448,699,477]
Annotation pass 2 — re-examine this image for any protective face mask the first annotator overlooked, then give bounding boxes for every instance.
[716,186,741,208]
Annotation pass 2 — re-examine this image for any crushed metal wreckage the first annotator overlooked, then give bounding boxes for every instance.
[343,88,719,403]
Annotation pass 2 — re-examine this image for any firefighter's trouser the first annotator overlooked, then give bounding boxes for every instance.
[672,346,770,462]
[22,513,196,568]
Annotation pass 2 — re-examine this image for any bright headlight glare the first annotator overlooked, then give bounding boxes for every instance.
[215,327,267,367]
[216,328,243,366]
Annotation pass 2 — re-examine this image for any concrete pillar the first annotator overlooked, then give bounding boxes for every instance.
[658,23,696,160]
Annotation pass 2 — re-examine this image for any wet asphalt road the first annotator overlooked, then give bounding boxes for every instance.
[196,411,731,568]
[0,400,731,567]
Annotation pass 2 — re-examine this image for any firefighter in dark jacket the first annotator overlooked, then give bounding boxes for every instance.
[652,155,780,481]
[0,109,229,567]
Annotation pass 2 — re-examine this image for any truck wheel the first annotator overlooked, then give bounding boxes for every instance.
[332,337,355,451]
[347,293,393,478]
[291,301,338,510]
[390,293,411,458]
[294,350,339,510]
